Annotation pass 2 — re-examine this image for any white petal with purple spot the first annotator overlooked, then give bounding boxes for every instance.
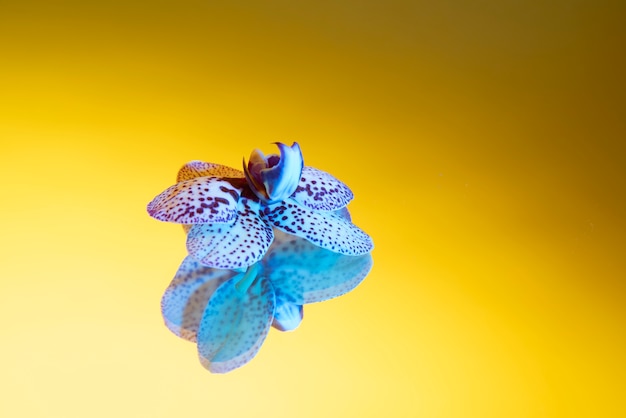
[291,166,353,211]
[197,275,275,373]
[147,177,241,224]
[177,161,244,182]
[186,198,274,269]
[161,257,238,341]
[264,201,373,255]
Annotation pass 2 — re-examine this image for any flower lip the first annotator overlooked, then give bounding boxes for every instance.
[272,303,303,332]
[243,142,304,203]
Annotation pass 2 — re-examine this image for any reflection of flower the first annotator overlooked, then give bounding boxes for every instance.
[147,142,373,269]
[150,143,374,373]
[161,228,373,373]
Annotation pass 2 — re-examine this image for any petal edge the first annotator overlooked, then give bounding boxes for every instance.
[187,198,274,269]
[147,177,241,224]
[265,201,373,255]
[177,161,244,182]
[291,166,354,211]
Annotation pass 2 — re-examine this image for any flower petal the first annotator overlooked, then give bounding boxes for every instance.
[197,275,275,373]
[271,300,303,332]
[147,177,241,224]
[177,161,244,182]
[334,207,351,221]
[186,198,274,269]
[242,153,268,201]
[264,201,373,255]
[291,166,354,211]
[161,257,238,341]
[265,230,373,304]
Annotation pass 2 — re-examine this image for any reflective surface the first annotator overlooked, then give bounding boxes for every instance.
[1,0,625,417]
[162,230,373,373]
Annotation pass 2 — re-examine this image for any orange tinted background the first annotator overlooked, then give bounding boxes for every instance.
[1,1,625,417]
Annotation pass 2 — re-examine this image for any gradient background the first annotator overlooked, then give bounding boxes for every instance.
[1,1,625,417]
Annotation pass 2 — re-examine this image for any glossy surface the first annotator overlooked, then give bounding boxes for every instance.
[162,230,373,373]
[1,0,625,416]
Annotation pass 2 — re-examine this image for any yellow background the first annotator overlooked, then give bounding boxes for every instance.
[1,1,625,417]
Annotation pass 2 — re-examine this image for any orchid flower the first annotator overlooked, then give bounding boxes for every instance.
[147,142,373,270]
[161,228,373,373]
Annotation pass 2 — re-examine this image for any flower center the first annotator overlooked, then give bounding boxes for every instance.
[243,142,304,204]
[266,155,280,168]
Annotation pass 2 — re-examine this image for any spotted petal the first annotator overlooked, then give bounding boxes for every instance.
[186,198,274,269]
[197,275,275,373]
[147,177,242,224]
[265,230,373,304]
[264,201,373,255]
[161,257,237,341]
[177,161,244,182]
[291,166,354,211]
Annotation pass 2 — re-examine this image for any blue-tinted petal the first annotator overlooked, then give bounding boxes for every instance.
[177,161,244,182]
[333,207,351,221]
[291,166,354,211]
[271,298,303,332]
[147,177,241,224]
[186,198,274,269]
[265,230,373,304]
[161,257,238,341]
[264,200,373,255]
[197,275,275,373]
